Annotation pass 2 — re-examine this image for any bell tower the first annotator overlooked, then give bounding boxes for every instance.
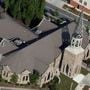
[61,12,85,78]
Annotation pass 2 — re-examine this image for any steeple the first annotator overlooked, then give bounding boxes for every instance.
[74,11,84,37]
[71,11,84,48]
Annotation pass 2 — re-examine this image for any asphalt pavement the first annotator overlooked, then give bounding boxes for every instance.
[45,0,90,26]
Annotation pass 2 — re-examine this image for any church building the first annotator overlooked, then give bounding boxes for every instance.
[0,11,89,87]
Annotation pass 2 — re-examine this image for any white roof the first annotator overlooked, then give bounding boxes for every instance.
[82,73,90,86]
[73,74,85,83]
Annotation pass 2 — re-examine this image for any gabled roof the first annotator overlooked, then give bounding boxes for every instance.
[0,16,63,74]
[0,14,37,41]
[0,39,18,54]
[0,16,89,75]
[1,27,62,74]
[0,14,38,55]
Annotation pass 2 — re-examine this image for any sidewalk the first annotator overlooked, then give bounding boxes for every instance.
[46,0,88,23]
[0,86,39,90]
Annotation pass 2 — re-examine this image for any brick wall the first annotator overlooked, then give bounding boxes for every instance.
[70,0,90,14]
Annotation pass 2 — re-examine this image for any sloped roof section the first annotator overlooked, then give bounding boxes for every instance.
[0,16,89,75]
[1,28,62,74]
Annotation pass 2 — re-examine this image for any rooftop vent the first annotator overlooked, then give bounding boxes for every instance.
[32,27,42,35]
[35,29,42,35]
[10,38,25,46]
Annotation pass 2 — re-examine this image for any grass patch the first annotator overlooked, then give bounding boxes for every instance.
[52,73,78,90]
[80,67,90,75]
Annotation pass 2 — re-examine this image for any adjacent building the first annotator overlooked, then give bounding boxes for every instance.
[70,0,90,14]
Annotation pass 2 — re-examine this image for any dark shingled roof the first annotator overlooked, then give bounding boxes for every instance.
[0,14,37,41]
[0,14,38,55]
[0,40,18,54]
[1,28,62,74]
[0,16,89,74]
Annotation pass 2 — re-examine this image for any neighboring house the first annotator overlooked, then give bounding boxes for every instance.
[0,11,90,88]
[70,0,90,14]
[46,0,90,14]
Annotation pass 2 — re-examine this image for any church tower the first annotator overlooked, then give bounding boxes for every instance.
[61,12,85,78]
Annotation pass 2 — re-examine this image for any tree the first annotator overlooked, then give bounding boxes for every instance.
[4,0,45,27]
[10,73,18,84]
[0,74,2,82]
[48,76,59,90]
[29,70,39,84]
[4,0,10,11]
[52,9,59,17]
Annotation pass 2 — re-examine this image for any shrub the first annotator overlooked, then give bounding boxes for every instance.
[29,70,39,84]
[10,73,18,84]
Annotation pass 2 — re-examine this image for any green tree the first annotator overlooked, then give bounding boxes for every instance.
[4,0,10,11]
[10,73,18,84]
[48,76,59,90]
[4,0,45,27]
[29,70,39,84]
[0,74,2,82]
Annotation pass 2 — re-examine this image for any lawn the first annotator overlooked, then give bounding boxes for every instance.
[55,73,78,90]
[80,67,90,75]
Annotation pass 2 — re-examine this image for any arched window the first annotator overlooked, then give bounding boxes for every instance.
[3,71,6,76]
[66,64,69,74]
[73,39,74,42]
[47,72,50,80]
[72,43,74,47]
[26,76,28,81]
[51,73,53,78]
[79,42,81,46]
[75,41,78,47]
[79,0,82,3]
[84,1,87,6]
[23,76,25,81]
[71,39,75,46]
[6,73,8,77]
[87,50,89,57]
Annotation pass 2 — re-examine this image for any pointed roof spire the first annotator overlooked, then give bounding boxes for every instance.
[74,11,84,37]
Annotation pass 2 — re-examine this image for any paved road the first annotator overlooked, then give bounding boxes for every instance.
[45,2,90,26]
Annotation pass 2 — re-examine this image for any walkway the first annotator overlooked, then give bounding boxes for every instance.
[0,86,39,90]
